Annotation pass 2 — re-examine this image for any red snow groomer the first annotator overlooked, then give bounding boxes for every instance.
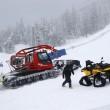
[2,44,65,88]
[10,44,56,72]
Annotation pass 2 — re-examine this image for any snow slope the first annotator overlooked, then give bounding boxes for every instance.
[0,26,110,110]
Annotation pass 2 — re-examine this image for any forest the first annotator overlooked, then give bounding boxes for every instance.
[0,0,110,53]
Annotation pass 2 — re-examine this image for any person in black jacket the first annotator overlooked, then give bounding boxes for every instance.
[62,62,74,88]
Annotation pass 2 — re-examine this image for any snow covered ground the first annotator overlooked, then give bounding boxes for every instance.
[0,25,110,110]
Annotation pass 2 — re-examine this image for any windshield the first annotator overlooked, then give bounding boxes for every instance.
[38,52,52,64]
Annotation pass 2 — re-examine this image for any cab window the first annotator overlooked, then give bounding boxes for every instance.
[38,52,51,64]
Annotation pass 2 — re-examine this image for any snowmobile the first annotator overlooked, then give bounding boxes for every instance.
[1,44,66,88]
[53,60,81,70]
[79,58,110,87]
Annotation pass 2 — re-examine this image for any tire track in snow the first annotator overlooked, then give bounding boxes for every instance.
[90,104,110,110]
[66,28,110,50]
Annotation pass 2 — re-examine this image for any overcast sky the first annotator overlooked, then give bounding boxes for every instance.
[0,0,91,30]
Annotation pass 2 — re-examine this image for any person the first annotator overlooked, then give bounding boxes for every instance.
[62,62,74,88]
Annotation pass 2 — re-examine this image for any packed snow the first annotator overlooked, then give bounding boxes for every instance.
[0,26,110,110]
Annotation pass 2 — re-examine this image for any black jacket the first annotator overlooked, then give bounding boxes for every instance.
[63,64,74,79]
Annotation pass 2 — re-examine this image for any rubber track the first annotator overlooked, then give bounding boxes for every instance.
[3,69,61,88]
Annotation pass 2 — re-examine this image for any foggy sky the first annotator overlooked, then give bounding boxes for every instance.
[0,0,91,30]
